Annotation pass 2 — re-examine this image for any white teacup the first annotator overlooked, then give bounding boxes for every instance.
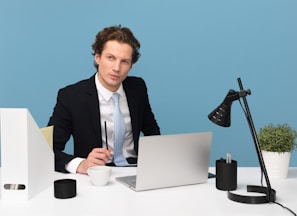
[87,166,112,186]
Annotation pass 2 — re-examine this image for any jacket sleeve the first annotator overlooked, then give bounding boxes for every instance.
[48,87,75,173]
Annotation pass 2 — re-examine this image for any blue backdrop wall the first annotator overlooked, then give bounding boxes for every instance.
[1,0,297,167]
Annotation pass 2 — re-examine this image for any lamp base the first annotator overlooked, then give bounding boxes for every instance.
[227,185,276,204]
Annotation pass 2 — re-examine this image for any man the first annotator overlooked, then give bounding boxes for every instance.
[48,25,160,174]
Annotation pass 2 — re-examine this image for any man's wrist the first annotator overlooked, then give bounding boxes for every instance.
[65,157,85,174]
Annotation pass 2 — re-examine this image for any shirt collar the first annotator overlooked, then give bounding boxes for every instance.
[95,72,125,101]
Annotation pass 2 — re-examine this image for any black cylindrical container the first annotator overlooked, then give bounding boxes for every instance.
[216,159,237,191]
[54,179,77,199]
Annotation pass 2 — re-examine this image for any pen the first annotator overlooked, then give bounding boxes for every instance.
[226,152,231,163]
[104,121,109,149]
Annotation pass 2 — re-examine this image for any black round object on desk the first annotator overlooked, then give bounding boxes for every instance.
[54,179,76,199]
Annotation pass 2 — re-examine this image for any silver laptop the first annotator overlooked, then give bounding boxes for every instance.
[116,131,212,191]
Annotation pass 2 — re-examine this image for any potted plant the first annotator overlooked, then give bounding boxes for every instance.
[257,123,297,178]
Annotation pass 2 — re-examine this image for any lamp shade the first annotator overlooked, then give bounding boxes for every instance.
[208,90,239,127]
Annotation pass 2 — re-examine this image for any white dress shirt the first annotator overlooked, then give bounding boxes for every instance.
[66,73,136,173]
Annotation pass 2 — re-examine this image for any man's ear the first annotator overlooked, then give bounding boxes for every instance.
[94,53,101,64]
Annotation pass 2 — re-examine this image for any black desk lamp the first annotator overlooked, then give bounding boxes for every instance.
[208,77,276,204]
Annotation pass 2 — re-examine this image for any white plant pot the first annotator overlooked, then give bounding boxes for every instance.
[262,151,291,179]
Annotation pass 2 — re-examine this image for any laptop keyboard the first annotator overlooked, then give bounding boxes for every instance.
[128,179,136,188]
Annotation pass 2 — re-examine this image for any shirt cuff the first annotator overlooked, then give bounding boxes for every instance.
[65,157,85,174]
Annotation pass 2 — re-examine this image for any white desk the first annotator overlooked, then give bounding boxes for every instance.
[1,167,296,216]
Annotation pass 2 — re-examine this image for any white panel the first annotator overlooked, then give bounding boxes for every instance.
[0,108,54,200]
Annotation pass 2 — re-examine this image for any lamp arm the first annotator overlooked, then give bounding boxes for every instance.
[237,78,273,201]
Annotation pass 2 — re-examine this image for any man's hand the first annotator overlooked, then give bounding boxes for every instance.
[77,148,112,174]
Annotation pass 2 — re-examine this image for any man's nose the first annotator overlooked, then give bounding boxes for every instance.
[113,61,120,72]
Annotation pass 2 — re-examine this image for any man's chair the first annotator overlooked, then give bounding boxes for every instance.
[40,125,54,149]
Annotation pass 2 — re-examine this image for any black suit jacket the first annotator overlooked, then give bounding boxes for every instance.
[48,74,160,173]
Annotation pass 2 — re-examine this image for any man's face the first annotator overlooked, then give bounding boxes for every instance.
[95,40,133,92]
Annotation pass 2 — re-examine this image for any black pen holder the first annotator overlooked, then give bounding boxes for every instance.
[215,159,237,191]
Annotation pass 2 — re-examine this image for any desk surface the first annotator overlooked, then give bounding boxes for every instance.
[1,167,297,216]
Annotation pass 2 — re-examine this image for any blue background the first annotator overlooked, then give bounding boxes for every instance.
[1,0,297,167]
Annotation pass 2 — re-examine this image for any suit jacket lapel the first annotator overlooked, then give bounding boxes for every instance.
[85,74,102,146]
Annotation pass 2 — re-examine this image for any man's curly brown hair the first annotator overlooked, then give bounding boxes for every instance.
[92,25,141,68]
